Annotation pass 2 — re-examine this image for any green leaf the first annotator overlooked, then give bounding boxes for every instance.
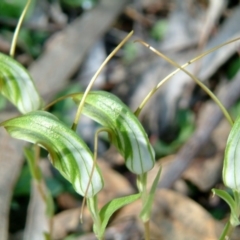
[140,167,161,222]
[1,110,103,197]
[99,193,140,236]
[73,91,155,174]
[0,52,43,113]
[223,115,240,192]
[212,189,239,226]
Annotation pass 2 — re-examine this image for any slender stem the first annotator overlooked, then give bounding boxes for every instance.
[220,192,240,240]
[135,38,240,124]
[139,173,147,202]
[138,173,151,240]
[80,127,112,223]
[10,0,32,57]
[219,220,234,240]
[144,220,150,240]
[135,37,240,116]
[44,92,80,110]
[136,41,234,126]
[71,31,134,131]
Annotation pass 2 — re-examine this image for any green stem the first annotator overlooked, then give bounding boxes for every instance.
[87,196,103,240]
[138,173,151,240]
[80,127,112,222]
[10,0,32,57]
[219,220,234,240]
[220,192,240,240]
[144,220,150,240]
[71,31,133,131]
[135,40,235,126]
[139,173,147,202]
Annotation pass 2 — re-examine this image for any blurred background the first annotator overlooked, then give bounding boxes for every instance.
[0,0,240,239]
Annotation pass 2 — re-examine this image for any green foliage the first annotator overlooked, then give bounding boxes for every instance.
[0,0,36,19]
[154,109,195,157]
[212,189,240,227]
[1,110,104,197]
[140,167,161,222]
[73,91,155,174]
[98,193,141,237]
[0,96,7,112]
[223,114,240,192]
[3,3,240,238]
[0,52,43,113]
[18,29,49,57]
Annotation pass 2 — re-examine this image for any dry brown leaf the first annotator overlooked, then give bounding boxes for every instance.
[112,189,240,240]
[56,192,81,209]
[211,118,231,151]
[52,208,81,240]
[182,153,223,191]
[102,146,125,167]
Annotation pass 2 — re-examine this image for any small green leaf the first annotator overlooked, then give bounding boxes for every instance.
[73,91,155,174]
[0,52,43,113]
[212,189,240,226]
[1,110,103,197]
[223,115,240,192]
[99,193,140,236]
[140,167,161,222]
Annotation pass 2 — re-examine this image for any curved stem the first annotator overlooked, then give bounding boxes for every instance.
[220,192,240,240]
[10,0,32,57]
[44,92,80,110]
[80,127,112,223]
[219,220,234,240]
[71,31,133,131]
[135,37,240,116]
[136,41,234,126]
[138,173,151,240]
